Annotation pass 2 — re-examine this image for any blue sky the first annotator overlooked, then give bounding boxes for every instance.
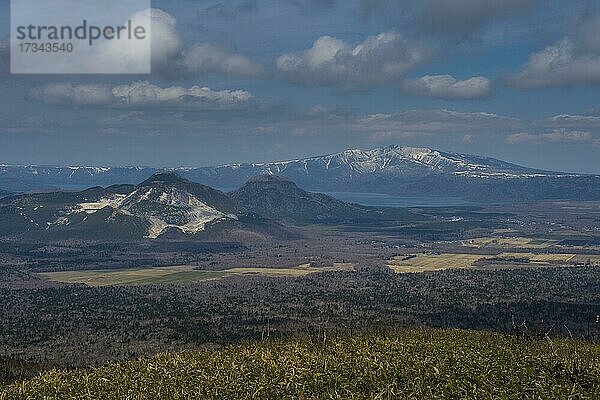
[1,0,600,173]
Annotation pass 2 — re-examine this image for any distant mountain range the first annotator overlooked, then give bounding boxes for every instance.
[2,145,599,202]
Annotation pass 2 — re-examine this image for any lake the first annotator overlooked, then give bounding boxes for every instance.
[319,192,476,208]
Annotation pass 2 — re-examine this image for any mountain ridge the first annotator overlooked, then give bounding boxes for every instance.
[0,173,289,241]
[1,146,599,202]
[230,174,416,223]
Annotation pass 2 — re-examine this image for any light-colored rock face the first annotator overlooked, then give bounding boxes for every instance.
[135,187,236,239]
[77,195,128,214]
[75,186,237,239]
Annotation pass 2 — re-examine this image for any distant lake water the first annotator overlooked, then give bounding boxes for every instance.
[319,192,476,208]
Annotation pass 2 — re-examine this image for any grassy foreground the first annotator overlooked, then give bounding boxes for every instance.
[1,329,599,399]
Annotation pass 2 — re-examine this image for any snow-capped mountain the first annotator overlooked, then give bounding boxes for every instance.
[193,145,553,185]
[1,146,598,202]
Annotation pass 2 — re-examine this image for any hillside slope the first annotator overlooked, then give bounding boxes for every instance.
[2,329,599,399]
[0,173,291,241]
[229,175,414,223]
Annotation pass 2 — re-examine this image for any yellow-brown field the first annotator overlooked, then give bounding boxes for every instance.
[40,263,355,287]
[388,253,483,273]
[388,251,600,274]
[495,252,576,263]
[570,254,600,265]
[463,237,557,249]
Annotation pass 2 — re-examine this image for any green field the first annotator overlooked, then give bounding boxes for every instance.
[40,263,355,287]
[2,329,599,399]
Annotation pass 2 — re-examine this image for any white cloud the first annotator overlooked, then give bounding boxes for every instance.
[180,43,265,78]
[29,84,115,107]
[30,81,256,111]
[112,81,253,110]
[359,109,515,125]
[98,8,262,79]
[276,32,427,89]
[147,9,183,70]
[506,129,593,144]
[399,75,491,100]
[548,114,600,127]
[510,16,600,88]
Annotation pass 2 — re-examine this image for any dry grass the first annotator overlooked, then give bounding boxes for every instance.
[571,255,600,265]
[40,263,355,287]
[2,329,599,399]
[463,237,557,249]
[389,253,483,273]
[495,252,577,263]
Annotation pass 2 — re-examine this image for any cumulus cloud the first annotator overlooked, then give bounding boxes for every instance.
[276,32,427,89]
[146,9,183,70]
[29,81,256,111]
[29,84,114,107]
[510,15,600,88]
[399,75,491,100]
[101,8,263,79]
[506,129,593,144]
[180,43,265,78]
[112,81,254,110]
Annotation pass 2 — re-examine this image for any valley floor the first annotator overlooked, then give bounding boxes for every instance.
[1,328,599,399]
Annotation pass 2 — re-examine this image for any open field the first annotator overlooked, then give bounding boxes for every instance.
[495,252,577,263]
[3,329,599,399]
[463,237,557,249]
[388,253,483,273]
[388,251,600,273]
[571,254,600,265]
[39,263,355,287]
[39,266,225,287]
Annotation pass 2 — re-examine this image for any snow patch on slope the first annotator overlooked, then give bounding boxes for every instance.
[77,194,128,214]
[72,186,236,239]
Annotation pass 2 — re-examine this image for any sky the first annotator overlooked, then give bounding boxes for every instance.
[1,0,600,173]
